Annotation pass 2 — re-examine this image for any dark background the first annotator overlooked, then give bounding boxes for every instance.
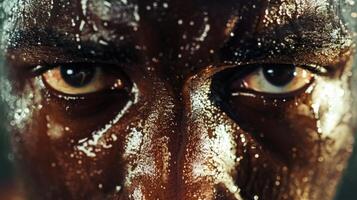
[0,106,357,199]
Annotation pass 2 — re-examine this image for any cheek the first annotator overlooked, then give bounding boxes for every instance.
[7,72,179,198]
[180,74,277,199]
[311,77,354,142]
[6,77,44,141]
[180,70,355,199]
[6,76,133,197]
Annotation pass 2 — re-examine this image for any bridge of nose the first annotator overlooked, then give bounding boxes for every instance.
[120,68,243,200]
[177,69,244,200]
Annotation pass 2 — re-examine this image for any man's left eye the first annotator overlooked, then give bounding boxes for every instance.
[42,64,125,95]
[238,64,314,94]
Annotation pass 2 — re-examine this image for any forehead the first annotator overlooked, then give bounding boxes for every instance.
[1,0,352,78]
[3,0,343,24]
[3,0,342,32]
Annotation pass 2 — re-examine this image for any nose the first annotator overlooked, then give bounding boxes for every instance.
[177,68,243,200]
[118,77,181,199]
[119,67,244,200]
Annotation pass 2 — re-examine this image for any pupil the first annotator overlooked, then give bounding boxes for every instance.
[60,65,95,88]
[262,65,296,87]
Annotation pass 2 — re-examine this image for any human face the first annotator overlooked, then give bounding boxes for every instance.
[0,0,355,199]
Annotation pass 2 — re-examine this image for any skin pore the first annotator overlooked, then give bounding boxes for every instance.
[0,0,356,199]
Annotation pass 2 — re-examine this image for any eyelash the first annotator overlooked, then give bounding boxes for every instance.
[31,61,93,76]
[220,61,330,75]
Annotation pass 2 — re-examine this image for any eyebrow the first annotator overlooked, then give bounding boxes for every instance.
[220,5,354,67]
[6,28,141,65]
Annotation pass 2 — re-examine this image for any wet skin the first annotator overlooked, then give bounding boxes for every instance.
[0,0,356,199]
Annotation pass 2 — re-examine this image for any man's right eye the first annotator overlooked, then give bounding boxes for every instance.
[42,64,128,96]
[38,63,135,122]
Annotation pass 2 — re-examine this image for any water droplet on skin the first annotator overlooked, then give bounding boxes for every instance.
[103,1,112,8]
[92,23,99,31]
[75,34,81,42]
[111,134,118,142]
[115,186,122,192]
[302,177,309,182]
[81,0,88,16]
[318,156,325,162]
[71,19,76,27]
[46,116,65,140]
[98,39,109,45]
[79,20,85,31]
[275,180,281,186]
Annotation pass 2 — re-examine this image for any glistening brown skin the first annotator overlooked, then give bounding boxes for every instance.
[1,0,355,199]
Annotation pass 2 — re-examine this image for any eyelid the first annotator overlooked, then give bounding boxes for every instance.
[31,63,55,76]
[221,62,330,76]
[301,64,329,75]
[30,62,114,77]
